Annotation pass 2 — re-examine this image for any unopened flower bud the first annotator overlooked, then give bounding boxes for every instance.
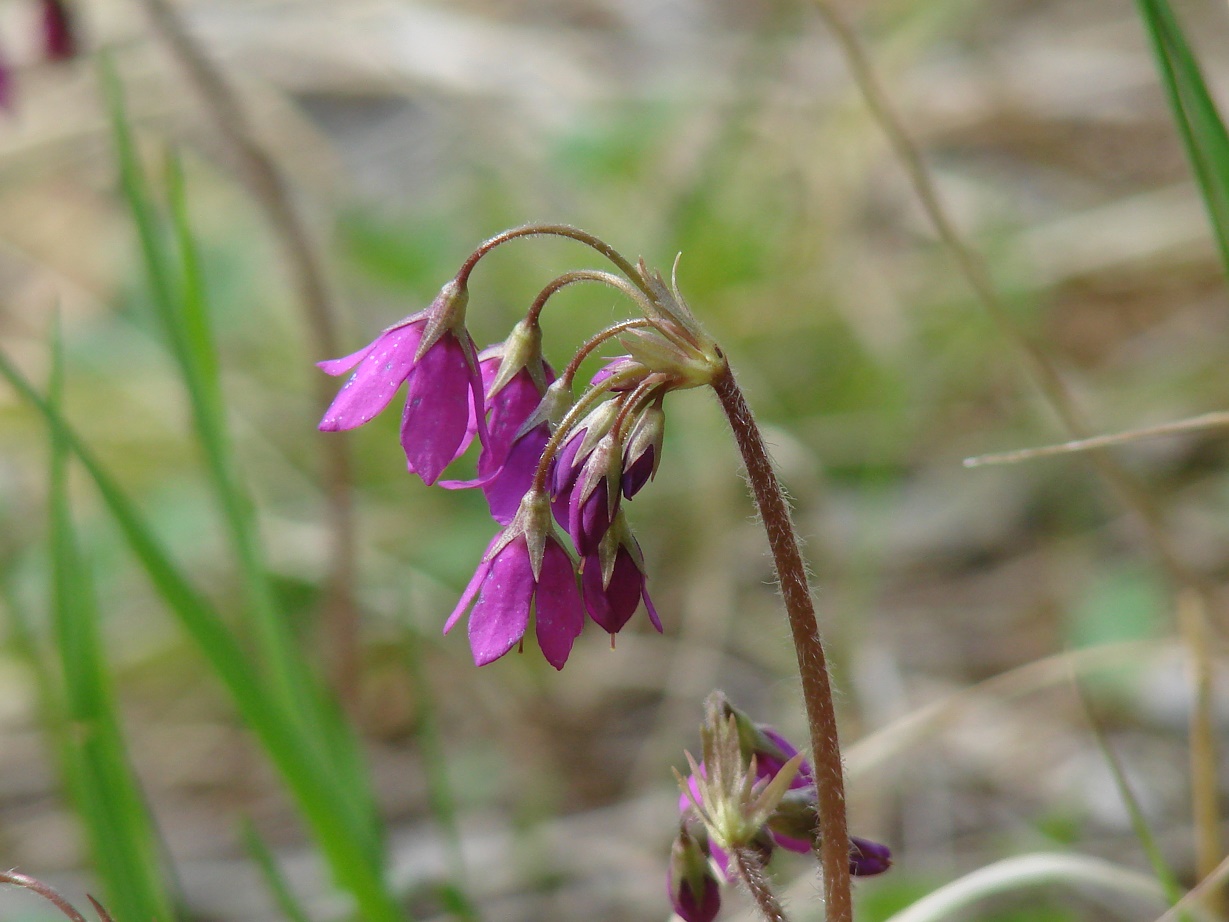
[668,826,721,922]
[849,836,893,877]
[621,395,665,499]
[581,513,661,635]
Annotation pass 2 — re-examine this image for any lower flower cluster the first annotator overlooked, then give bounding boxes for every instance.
[670,695,891,922]
[319,270,693,668]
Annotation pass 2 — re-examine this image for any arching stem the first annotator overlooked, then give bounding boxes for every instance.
[455,224,652,297]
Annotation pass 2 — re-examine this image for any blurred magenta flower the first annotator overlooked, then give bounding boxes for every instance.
[41,0,77,60]
[444,488,584,669]
[318,280,486,485]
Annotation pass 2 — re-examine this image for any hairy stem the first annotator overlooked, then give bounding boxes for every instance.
[733,847,794,922]
[712,364,853,922]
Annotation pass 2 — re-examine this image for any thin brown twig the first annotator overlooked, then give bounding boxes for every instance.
[806,0,1224,898]
[807,0,1193,585]
[133,0,360,705]
[964,411,1229,468]
[1180,589,1227,917]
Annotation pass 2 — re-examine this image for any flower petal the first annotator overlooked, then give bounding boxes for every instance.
[443,534,501,634]
[401,333,473,484]
[581,547,642,634]
[533,538,584,669]
[483,424,550,524]
[318,322,424,430]
[467,537,535,666]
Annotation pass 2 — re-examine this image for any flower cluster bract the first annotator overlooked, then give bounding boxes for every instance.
[319,242,724,668]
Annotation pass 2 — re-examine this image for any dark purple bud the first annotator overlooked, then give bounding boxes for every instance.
[571,476,614,556]
[0,51,12,111]
[621,397,665,498]
[849,837,892,877]
[550,400,619,529]
[42,0,78,61]
[580,515,660,634]
[668,827,721,922]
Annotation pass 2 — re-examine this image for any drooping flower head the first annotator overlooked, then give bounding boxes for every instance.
[318,279,487,485]
[444,487,584,669]
[321,228,733,666]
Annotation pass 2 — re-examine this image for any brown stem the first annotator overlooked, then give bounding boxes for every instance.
[455,224,651,296]
[135,0,360,706]
[733,847,794,922]
[0,872,90,922]
[712,364,853,922]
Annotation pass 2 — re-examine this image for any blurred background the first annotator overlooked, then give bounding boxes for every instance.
[1,0,1228,920]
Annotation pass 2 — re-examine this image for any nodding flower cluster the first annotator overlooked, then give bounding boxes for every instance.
[318,227,727,669]
[670,693,891,922]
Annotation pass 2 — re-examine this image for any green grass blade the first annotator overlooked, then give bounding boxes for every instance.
[1135,0,1229,276]
[103,64,382,862]
[403,627,479,922]
[0,346,405,922]
[241,820,315,922]
[47,318,180,922]
[1077,687,1188,914]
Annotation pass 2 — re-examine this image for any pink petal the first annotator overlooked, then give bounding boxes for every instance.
[467,537,535,666]
[533,538,584,669]
[580,548,642,634]
[401,334,472,484]
[479,367,553,478]
[318,323,424,430]
[443,534,501,634]
[483,424,550,525]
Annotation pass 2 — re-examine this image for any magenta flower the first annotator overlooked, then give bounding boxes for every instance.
[318,280,486,485]
[580,516,661,635]
[42,0,77,60]
[443,321,558,523]
[444,488,585,669]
